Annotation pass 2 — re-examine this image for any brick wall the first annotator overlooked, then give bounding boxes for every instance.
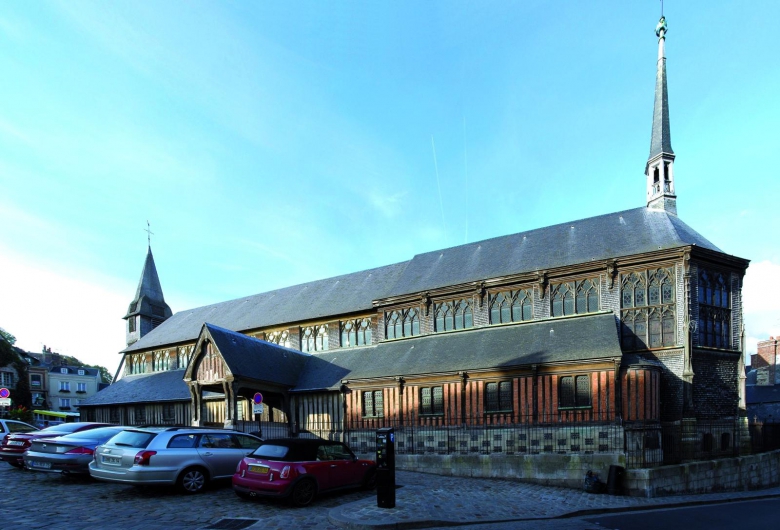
[692,351,740,419]
[755,338,779,385]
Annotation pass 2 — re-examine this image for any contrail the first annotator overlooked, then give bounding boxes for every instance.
[431,135,446,240]
[463,114,469,244]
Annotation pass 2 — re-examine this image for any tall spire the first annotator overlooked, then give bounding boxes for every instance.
[645,15,677,215]
[124,244,172,346]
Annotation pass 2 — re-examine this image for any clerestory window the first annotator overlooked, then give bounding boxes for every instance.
[385,308,420,339]
[434,299,473,332]
[490,289,533,324]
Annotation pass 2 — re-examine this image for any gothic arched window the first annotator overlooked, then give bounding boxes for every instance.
[552,279,598,318]
[434,299,473,332]
[385,308,420,339]
[620,268,675,350]
[698,269,732,349]
[341,318,372,348]
[490,289,533,324]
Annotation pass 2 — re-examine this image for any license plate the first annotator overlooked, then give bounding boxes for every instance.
[28,460,51,469]
[248,464,269,474]
[102,455,121,465]
[8,441,25,446]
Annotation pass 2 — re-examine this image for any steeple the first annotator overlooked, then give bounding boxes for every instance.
[645,15,677,215]
[124,245,172,346]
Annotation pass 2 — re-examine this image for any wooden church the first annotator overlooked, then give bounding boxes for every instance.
[81,16,749,467]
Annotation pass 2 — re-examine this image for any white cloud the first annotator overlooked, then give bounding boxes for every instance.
[743,260,780,357]
[0,249,127,377]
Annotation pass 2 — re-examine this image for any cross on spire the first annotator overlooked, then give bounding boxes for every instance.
[144,220,154,247]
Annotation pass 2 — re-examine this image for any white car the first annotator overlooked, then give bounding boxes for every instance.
[0,419,38,444]
[89,427,263,493]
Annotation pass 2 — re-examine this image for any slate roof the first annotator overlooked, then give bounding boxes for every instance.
[79,369,190,406]
[205,324,310,387]
[48,365,99,377]
[294,312,623,391]
[747,385,780,405]
[125,246,172,320]
[124,207,720,355]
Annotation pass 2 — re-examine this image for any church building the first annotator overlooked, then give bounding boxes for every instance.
[81,16,750,468]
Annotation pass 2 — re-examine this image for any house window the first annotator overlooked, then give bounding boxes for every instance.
[78,369,85,376]
[266,330,291,348]
[128,316,136,333]
[698,269,731,348]
[551,279,599,317]
[621,268,676,350]
[385,308,420,339]
[59,398,71,409]
[485,381,513,412]
[341,318,372,348]
[434,299,473,332]
[362,390,384,417]
[60,368,68,374]
[301,324,329,352]
[77,382,87,393]
[0,371,14,386]
[420,386,444,416]
[32,393,45,406]
[30,374,42,388]
[59,381,70,392]
[162,403,176,422]
[490,289,533,324]
[559,375,591,408]
[134,406,147,424]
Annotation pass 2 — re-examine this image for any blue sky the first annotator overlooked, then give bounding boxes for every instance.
[1,1,778,375]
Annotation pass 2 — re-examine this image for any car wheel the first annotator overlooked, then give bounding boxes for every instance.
[362,470,377,490]
[178,467,208,494]
[290,479,317,507]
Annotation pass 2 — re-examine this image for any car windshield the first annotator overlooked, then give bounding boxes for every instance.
[107,430,156,448]
[38,423,91,435]
[54,427,124,441]
[251,444,290,459]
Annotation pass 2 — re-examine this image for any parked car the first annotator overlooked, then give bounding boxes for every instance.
[0,419,38,445]
[24,426,127,475]
[232,438,377,507]
[89,427,263,494]
[0,422,110,468]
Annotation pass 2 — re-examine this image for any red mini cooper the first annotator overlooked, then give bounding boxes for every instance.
[232,439,376,507]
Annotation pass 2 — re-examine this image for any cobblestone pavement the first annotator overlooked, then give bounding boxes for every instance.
[3,463,780,529]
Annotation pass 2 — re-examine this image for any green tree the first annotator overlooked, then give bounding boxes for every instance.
[0,327,32,411]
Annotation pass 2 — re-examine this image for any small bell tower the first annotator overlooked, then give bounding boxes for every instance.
[646,15,677,215]
[124,224,172,346]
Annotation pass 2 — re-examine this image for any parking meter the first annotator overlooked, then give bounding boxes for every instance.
[376,427,395,508]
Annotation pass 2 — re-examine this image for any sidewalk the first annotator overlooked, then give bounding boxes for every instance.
[328,471,780,529]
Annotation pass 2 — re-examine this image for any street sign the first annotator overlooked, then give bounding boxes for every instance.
[0,398,11,406]
[253,392,263,405]
[252,403,264,415]
[0,388,9,399]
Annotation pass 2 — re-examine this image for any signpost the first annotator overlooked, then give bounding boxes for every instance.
[0,388,11,414]
[252,392,264,415]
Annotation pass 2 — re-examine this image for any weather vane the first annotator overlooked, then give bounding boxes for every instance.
[145,220,154,246]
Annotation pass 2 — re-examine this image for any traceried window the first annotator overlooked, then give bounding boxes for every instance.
[551,279,599,317]
[341,318,372,348]
[434,299,473,332]
[621,268,676,350]
[129,354,147,375]
[420,386,444,415]
[153,351,171,372]
[485,381,513,412]
[559,375,591,408]
[266,330,291,348]
[385,308,420,339]
[698,269,731,348]
[177,346,191,369]
[490,289,533,324]
[301,324,329,352]
[362,390,384,417]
